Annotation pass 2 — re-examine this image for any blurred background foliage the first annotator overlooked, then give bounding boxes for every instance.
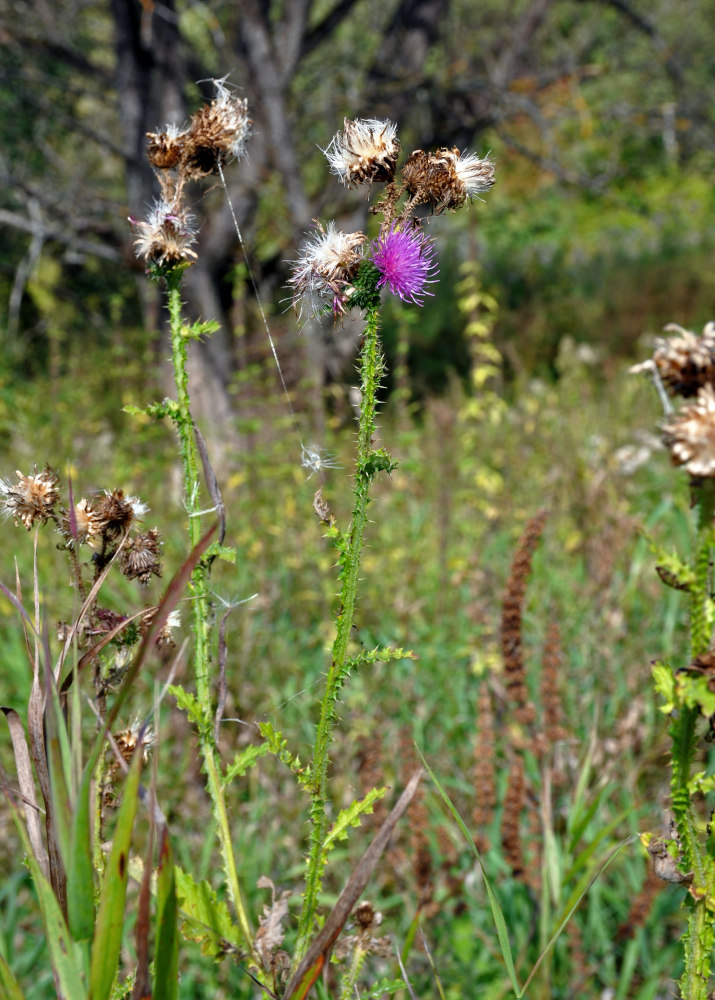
[1,1,714,997]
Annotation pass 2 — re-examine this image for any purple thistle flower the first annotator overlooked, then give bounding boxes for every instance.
[371,224,438,305]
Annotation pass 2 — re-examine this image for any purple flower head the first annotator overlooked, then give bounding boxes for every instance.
[371,223,438,306]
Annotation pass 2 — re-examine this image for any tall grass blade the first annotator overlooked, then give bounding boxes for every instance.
[6,791,86,1000]
[153,825,179,1000]
[416,749,521,997]
[0,950,26,1000]
[89,750,142,1000]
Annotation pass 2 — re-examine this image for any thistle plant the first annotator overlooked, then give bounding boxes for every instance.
[633,321,715,999]
[129,104,494,998]
[285,117,495,976]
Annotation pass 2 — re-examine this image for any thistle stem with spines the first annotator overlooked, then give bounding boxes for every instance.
[165,269,256,959]
[294,295,387,962]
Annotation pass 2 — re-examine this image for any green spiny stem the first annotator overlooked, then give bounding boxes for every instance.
[165,271,255,957]
[675,478,715,1000]
[295,301,385,961]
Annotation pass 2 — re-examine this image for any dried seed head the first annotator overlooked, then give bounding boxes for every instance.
[662,385,715,477]
[120,528,162,585]
[0,466,60,529]
[146,123,189,170]
[289,221,365,319]
[402,147,495,211]
[140,607,181,647]
[324,118,400,187]
[132,199,198,266]
[60,497,101,547]
[652,322,715,397]
[94,489,147,540]
[182,80,252,179]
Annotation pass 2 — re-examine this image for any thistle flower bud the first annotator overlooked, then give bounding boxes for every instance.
[289,221,366,319]
[182,80,252,179]
[402,147,495,211]
[120,528,162,585]
[0,466,60,529]
[324,118,400,187]
[132,200,198,266]
[662,385,715,477]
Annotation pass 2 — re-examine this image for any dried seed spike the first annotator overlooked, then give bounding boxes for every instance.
[501,510,548,728]
[500,756,527,880]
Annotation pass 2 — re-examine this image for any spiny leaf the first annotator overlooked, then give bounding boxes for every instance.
[324,787,387,853]
[222,743,271,786]
[259,721,312,787]
[169,684,204,728]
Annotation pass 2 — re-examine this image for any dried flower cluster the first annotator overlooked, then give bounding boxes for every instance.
[634,321,715,478]
[290,116,494,321]
[134,79,252,268]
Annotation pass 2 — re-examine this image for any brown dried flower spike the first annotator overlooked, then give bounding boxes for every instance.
[0,466,60,529]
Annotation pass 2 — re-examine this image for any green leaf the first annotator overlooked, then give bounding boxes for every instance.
[208,543,236,564]
[169,684,203,727]
[154,827,179,1000]
[8,803,87,1000]
[174,868,244,958]
[222,743,270,785]
[358,979,406,999]
[0,951,25,1000]
[184,319,221,341]
[259,721,312,787]
[652,661,675,712]
[324,787,387,853]
[89,752,142,1000]
[67,766,95,942]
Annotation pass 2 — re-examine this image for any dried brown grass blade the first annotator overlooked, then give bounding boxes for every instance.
[0,706,48,876]
[283,769,423,1000]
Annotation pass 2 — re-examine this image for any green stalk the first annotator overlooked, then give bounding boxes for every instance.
[673,480,715,999]
[295,299,385,960]
[165,270,254,956]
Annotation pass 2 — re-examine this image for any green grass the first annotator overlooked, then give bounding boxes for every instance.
[0,338,693,998]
